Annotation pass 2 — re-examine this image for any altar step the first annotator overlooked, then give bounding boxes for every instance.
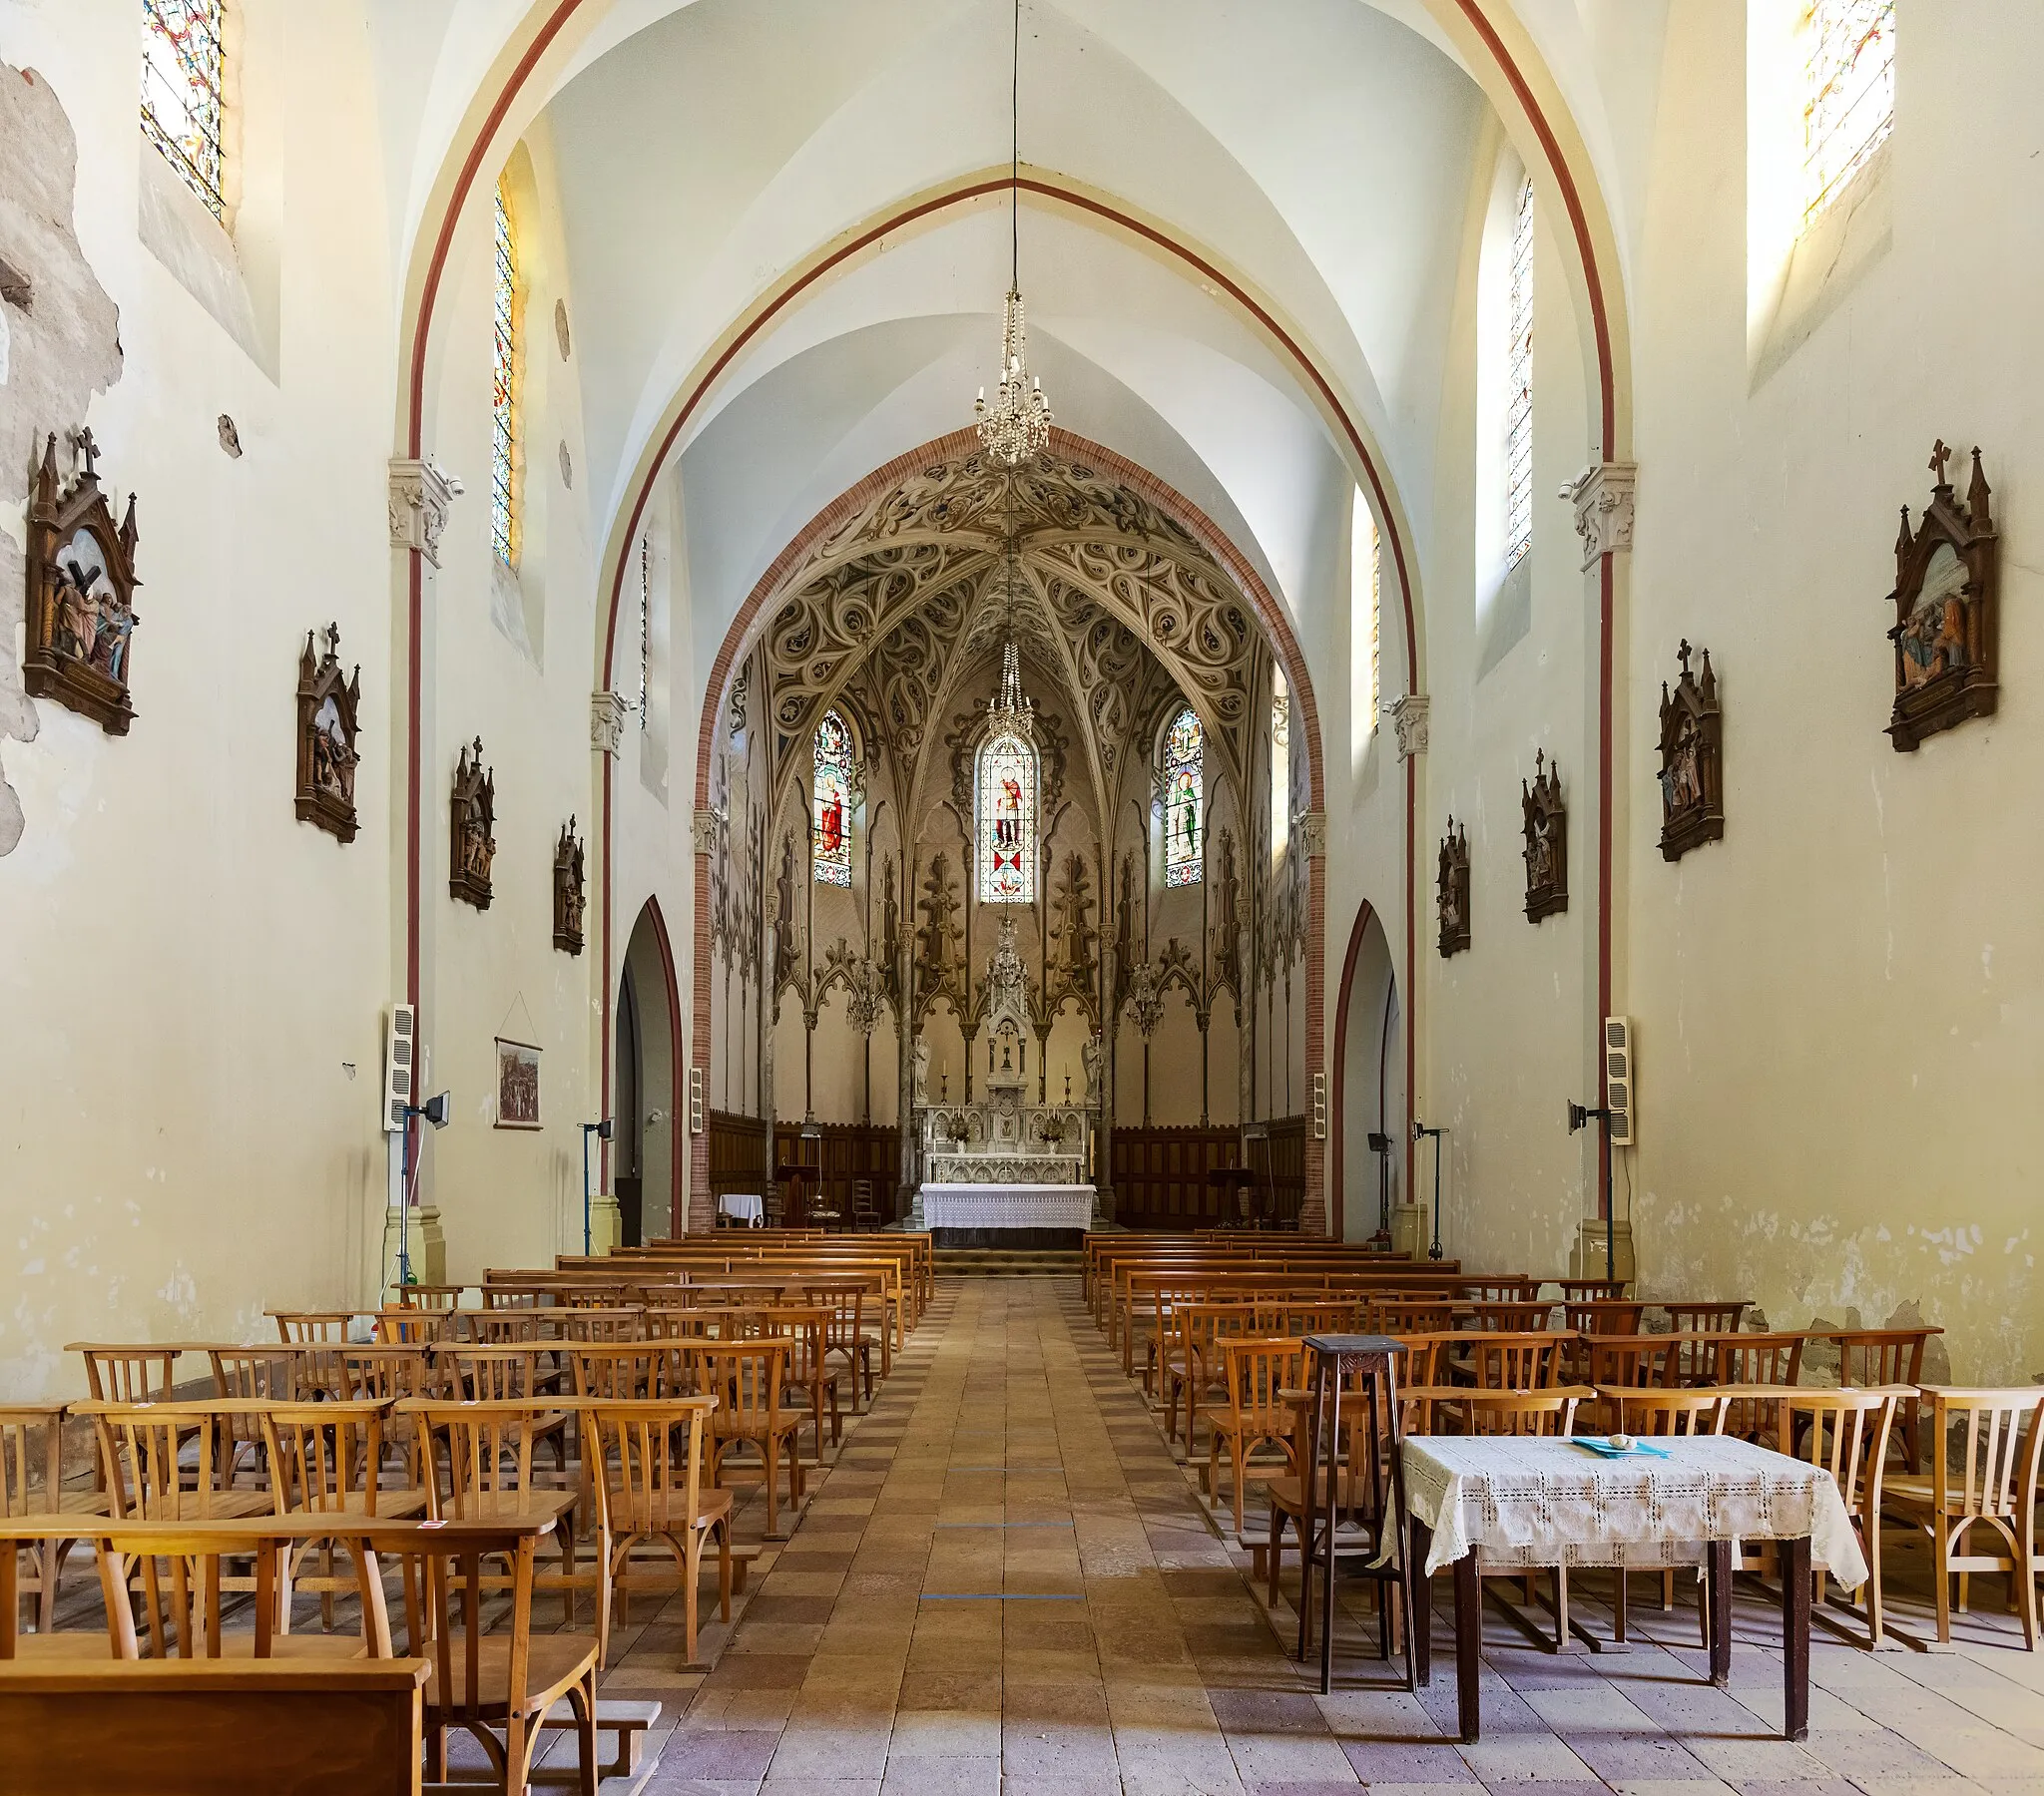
[933,1247,1084,1278]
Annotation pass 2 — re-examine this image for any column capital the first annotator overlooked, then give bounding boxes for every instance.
[1388,692,1430,760]
[388,458,463,568]
[1560,460,1638,570]
[1297,810,1327,859]
[590,690,629,754]
[691,808,722,856]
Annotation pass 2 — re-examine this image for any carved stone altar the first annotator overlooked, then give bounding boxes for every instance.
[911,918,1098,1241]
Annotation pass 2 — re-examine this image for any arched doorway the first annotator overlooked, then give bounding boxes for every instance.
[619,898,683,1239]
[1332,900,1404,1244]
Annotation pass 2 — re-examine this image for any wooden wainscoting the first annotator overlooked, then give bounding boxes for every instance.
[772,1122,903,1225]
[708,1109,770,1213]
[1110,1126,1243,1230]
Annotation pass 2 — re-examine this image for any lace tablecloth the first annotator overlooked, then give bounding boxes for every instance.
[718,1192,764,1225]
[920,1184,1096,1230]
[1400,1436,1867,1583]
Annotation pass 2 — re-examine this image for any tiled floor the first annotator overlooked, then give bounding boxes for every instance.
[618,1276,2044,1795]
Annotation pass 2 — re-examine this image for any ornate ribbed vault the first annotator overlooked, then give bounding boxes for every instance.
[755,449,1267,821]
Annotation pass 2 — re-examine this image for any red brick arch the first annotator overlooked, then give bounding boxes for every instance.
[685,428,1330,1230]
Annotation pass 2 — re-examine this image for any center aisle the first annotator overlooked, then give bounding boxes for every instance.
[655,1273,1369,1793]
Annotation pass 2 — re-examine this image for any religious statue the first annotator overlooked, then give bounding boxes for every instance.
[771,828,800,994]
[449,737,496,909]
[1082,1032,1103,1107]
[912,1034,931,1106]
[1436,817,1470,956]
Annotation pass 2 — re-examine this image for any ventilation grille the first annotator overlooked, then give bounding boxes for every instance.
[383,1004,416,1132]
[1604,1016,1634,1147]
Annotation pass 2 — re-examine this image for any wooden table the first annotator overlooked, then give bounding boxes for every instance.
[1400,1435,1865,1743]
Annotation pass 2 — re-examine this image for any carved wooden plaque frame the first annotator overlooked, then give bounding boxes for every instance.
[450,737,496,909]
[1521,751,1567,922]
[1436,817,1470,957]
[554,816,586,954]
[295,624,361,843]
[24,430,140,735]
[1658,641,1723,862]
[1887,441,1998,751]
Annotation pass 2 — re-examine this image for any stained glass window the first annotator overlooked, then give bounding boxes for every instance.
[1504,175,1534,572]
[1271,668,1290,866]
[1163,708,1203,887]
[142,0,228,221]
[977,732,1037,903]
[637,534,651,728]
[491,177,520,568]
[1352,497,1379,736]
[1803,1,1894,224]
[813,710,853,886]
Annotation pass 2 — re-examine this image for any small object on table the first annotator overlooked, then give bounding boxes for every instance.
[1294,1333,1415,1695]
[1400,1435,1864,1744]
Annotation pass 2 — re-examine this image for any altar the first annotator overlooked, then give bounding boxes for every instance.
[910,917,1101,1246]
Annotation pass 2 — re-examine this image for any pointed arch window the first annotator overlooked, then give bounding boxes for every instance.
[490,176,522,568]
[977,731,1038,903]
[812,710,853,886]
[1271,667,1290,867]
[1803,1,1894,224]
[1503,175,1535,572]
[142,1,228,221]
[1163,707,1204,887]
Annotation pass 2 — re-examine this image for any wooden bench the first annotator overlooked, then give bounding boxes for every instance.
[0,1657,428,1795]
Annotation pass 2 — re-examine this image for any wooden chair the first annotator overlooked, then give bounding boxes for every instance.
[397,1283,464,1311]
[73,1344,184,1404]
[271,1313,354,1345]
[561,1308,647,1345]
[1459,1277,1545,1303]
[462,1309,542,1345]
[572,1344,693,1401]
[2,1406,107,1637]
[1467,1300,1553,1333]
[390,1520,602,1795]
[439,1348,571,1477]
[694,1341,804,1539]
[1453,1331,1570,1393]
[1711,1334,1807,1443]
[1370,1297,1455,1335]
[374,1307,450,1345]
[1555,1279,1627,1301]
[1164,1302,1256,1449]
[1580,1334,1684,1397]
[802,1282,875,1409]
[586,1399,732,1664]
[264,1400,424,1634]
[93,1527,376,1661]
[1597,1386,1729,1633]
[756,1307,840,1457]
[1771,1387,1898,1647]
[1207,1338,1306,1537]
[849,1179,882,1232]
[405,1400,605,1663]
[1562,1298,1647,1342]
[1829,1329,1937,1471]
[1660,1300,1748,1336]
[1881,1386,2044,1648]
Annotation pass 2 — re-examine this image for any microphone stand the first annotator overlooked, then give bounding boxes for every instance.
[1412,1121,1446,1260]
[1567,1101,1617,1283]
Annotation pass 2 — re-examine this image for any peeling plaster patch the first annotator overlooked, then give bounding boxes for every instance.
[0,61,125,856]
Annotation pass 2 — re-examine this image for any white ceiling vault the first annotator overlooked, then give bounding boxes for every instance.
[382,0,1645,760]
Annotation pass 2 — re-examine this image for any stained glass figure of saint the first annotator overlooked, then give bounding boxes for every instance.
[1164,707,1204,887]
[812,710,852,885]
[978,732,1037,903]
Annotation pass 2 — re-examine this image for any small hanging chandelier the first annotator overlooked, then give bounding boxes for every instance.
[985,532,1037,744]
[975,0,1051,468]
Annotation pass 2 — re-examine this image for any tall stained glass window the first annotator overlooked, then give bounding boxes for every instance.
[1803,1,1895,224]
[142,0,228,221]
[977,732,1037,903]
[1271,668,1290,866]
[1163,708,1203,887]
[491,177,521,568]
[1503,175,1535,572]
[812,710,853,886]
[637,534,652,728]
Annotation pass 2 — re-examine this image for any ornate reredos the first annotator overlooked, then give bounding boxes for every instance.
[745,449,1267,824]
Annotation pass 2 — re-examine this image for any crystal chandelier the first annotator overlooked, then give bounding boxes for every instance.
[974,0,1051,468]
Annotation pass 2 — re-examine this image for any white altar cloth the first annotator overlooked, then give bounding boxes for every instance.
[920,1183,1096,1231]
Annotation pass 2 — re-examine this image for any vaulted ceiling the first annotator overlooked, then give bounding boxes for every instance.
[751,448,1267,825]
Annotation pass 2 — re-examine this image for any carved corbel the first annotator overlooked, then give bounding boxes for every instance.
[388,458,463,568]
[1296,811,1327,859]
[691,808,722,856]
[1388,693,1430,760]
[590,690,629,754]
[1560,461,1637,571]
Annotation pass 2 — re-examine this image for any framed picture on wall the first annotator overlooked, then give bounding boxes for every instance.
[495,1038,542,1129]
